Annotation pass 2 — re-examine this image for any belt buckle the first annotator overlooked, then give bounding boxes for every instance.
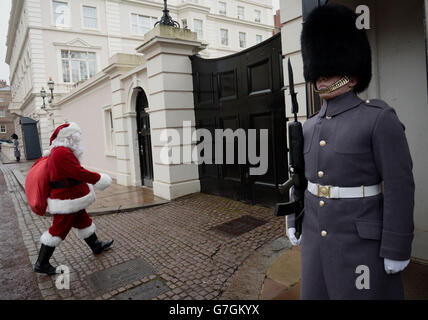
[317,184,331,198]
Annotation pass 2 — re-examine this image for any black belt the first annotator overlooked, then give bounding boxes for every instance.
[50,178,83,189]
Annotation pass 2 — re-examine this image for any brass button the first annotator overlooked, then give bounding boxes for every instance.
[321,230,327,237]
[319,200,325,207]
[319,140,326,147]
[318,171,324,178]
[326,116,332,120]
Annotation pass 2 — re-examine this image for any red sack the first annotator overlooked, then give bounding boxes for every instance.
[25,157,50,216]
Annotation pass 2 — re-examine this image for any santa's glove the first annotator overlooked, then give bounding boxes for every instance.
[287,228,302,246]
[94,173,112,190]
[384,258,410,274]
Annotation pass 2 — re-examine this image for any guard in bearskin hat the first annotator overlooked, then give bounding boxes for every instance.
[286,4,414,299]
[34,122,114,275]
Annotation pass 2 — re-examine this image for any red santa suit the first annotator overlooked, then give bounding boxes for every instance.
[40,122,111,247]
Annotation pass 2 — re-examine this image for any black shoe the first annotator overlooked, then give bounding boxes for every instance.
[84,233,114,255]
[34,244,57,275]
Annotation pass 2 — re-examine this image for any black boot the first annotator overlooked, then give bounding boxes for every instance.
[34,244,57,275]
[84,233,114,255]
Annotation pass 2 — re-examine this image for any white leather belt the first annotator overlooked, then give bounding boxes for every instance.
[307,181,382,199]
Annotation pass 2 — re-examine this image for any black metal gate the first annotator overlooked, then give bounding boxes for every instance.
[20,117,41,160]
[190,33,288,207]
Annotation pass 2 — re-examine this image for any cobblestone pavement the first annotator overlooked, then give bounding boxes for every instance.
[0,162,284,300]
[0,165,41,299]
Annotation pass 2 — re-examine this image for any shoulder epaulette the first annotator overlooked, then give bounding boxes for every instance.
[364,99,389,109]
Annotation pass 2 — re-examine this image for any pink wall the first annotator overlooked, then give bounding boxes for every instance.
[59,81,117,178]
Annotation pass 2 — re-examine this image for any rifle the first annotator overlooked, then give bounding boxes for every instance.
[274,58,307,239]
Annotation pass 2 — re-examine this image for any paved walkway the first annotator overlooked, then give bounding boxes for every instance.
[0,167,41,299]
[0,161,285,300]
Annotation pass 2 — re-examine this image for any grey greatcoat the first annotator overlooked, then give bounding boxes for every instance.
[288,91,415,299]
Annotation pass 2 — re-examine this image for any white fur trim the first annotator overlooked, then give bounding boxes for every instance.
[40,231,62,247]
[47,184,96,214]
[57,122,81,139]
[94,173,112,191]
[77,222,96,239]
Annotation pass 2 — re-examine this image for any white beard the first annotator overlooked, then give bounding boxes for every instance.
[50,133,84,162]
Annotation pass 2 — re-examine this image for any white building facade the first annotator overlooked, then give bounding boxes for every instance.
[5,0,274,152]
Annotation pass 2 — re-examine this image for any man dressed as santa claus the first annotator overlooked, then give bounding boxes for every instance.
[34,122,114,275]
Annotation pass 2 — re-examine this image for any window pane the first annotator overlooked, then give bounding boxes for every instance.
[194,19,203,39]
[255,10,261,22]
[80,61,88,80]
[256,35,262,44]
[239,32,246,48]
[84,17,97,29]
[61,50,69,58]
[83,6,96,18]
[142,16,150,34]
[62,60,70,82]
[219,2,226,15]
[221,29,228,45]
[238,6,244,19]
[53,1,68,25]
[88,60,96,77]
[87,52,96,60]
[71,60,80,82]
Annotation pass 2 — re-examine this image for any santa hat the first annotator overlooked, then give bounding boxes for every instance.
[49,122,81,146]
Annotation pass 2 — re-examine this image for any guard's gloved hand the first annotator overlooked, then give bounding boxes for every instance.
[384,258,410,274]
[287,228,301,246]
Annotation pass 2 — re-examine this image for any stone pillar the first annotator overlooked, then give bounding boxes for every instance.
[104,53,146,186]
[137,25,206,200]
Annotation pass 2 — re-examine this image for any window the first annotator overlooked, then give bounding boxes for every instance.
[256,34,262,44]
[219,2,226,15]
[103,107,115,155]
[254,10,261,23]
[61,50,96,83]
[181,18,188,29]
[220,29,229,46]
[0,110,4,117]
[194,19,203,39]
[52,1,70,26]
[239,32,246,48]
[83,5,97,29]
[0,125,6,133]
[131,13,157,35]
[237,6,245,19]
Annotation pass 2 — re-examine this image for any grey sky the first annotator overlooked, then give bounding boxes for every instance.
[0,0,11,84]
[0,0,280,85]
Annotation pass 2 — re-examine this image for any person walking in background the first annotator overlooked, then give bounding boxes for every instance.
[11,134,20,162]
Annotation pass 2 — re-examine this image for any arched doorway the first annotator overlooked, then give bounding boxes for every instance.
[135,88,154,187]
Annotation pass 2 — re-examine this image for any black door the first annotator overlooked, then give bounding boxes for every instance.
[20,117,42,160]
[136,89,154,187]
[190,33,288,207]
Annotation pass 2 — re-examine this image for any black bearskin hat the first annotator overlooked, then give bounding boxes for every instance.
[301,4,372,93]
